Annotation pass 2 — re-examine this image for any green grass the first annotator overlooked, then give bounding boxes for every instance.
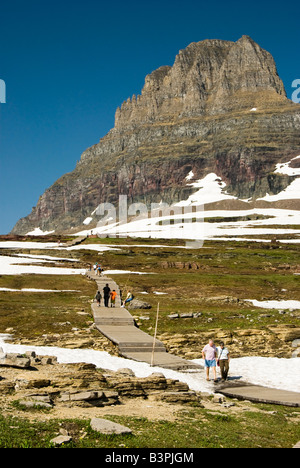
[0,274,96,338]
[98,241,300,335]
[0,239,299,339]
[0,405,299,448]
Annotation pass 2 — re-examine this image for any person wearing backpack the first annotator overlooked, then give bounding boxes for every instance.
[95,290,102,307]
[217,341,230,381]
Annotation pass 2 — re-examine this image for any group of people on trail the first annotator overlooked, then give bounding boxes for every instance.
[95,284,117,308]
[202,339,230,383]
[95,284,134,308]
[90,262,103,276]
[93,278,230,384]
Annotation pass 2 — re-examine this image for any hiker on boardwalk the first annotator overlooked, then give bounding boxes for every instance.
[217,341,230,381]
[103,283,111,308]
[97,264,102,276]
[110,289,117,308]
[202,339,218,383]
[95,290,102,307]
[122,290,133,307]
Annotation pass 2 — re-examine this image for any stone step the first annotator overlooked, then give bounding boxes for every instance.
[119,342,166,349]
[95,321,135,326]
[119,347,166,353]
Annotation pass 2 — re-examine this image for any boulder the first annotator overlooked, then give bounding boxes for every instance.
[60,391,100,402]
[90,418,132,435]
[40,356,58,365]
[212,393,227,404]
[168,313,179,319]
[0,353,31,369]
[50,435,72,446]
[140,373,168,391]
[25,394,52,404]
[128,299,152,310]
[19,400,52,409]
[117,368,136,377]
[0,380,16,394]
[14,378,51,390]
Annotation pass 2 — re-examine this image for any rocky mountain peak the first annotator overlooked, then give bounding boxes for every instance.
[12,36,300,235]
[115,36,287,130]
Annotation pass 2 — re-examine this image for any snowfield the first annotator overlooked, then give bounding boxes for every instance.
[0,288,80,293]
[0,334,299,394]
[24,159,300,243]
[0,255,86,276]
[71,166,300,241]
[74,207,300,241]
[246,299,300,310]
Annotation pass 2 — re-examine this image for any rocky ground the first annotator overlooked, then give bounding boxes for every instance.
[159,323,300,360]
[2,347,286,429]
[0,349,205,423]
[1,318,299,426]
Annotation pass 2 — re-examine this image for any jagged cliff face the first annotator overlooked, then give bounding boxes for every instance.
[115,36,286,128]
[12,35,300,234]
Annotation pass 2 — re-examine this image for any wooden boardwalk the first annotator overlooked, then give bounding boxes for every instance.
[86,271,201,371]
[86,271,300,406]
[64,235,88,248]
[216,381,300,407]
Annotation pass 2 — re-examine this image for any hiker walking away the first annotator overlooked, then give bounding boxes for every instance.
[97,264,102,276]
[93,263,98,274]
[122,290,134,307]
[103,283,111,308]
[110,289,117,308]
[217,341,230,381]
[202,339,218,383]
[95,290,102,307]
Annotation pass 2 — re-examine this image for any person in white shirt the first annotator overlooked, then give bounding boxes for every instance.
[217,341,230,381]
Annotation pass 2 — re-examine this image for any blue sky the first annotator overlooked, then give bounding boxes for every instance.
[0,0,299,234]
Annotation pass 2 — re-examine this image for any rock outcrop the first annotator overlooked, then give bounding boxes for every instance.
[0,351,203,409]
[12,36,300,234]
